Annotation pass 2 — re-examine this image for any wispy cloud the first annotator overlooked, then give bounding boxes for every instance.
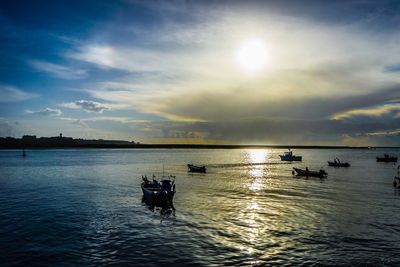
[60,100,108,113]
[26,108,62,116]
[30,60,88,79]
[366,129,400,137]
[332,103,400,120]
[0,85,38,102]
[59,116,148,124]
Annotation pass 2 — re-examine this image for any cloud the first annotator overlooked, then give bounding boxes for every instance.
[26,108,62,116]
[365,129,400,137]
[60,100,108,113]
[59,116,147,124]
[341,134,371,147]
[332,103,400,120]
[137,116,400,145]
[30,60,88,79]
[0,85,38,102]
[68,7,400,123]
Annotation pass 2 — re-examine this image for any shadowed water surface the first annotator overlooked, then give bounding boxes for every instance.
[1,148,400,266]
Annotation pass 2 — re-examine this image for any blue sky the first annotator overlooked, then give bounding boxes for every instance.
[0,0,400,145]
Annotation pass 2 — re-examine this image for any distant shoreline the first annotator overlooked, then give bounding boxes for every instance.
[1,135,398,149]
[0,144,398,149]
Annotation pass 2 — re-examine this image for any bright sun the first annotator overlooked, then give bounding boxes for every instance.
[237,39,268,73]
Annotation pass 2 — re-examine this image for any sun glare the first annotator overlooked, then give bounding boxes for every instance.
[237,39,268,73]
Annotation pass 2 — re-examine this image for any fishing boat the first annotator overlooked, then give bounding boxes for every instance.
[327,157,350,167]
[280,149,302,161]
[393,166,400,188]
[187,164,207,173]
[141,175,175,209]
[376,154,397,162]
[292,167,327,178]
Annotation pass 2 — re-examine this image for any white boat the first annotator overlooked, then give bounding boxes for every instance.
[279,149,302,161]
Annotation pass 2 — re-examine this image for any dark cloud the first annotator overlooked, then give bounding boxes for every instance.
[142,116,400,146]
[150,84,400,122]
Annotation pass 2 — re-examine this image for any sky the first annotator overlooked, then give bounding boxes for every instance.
[0,0,400,146]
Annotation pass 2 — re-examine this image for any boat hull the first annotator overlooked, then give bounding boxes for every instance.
[280,155,302,161]
[293,167,327,178]
[188,164,207,173]
[376,157,397,162]
[327,161,350,167]
[141,183,175,209]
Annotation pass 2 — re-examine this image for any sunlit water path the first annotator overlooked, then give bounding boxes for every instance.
[1,148,400,266]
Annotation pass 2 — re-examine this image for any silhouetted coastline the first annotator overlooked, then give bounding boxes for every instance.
[0,134,397,149]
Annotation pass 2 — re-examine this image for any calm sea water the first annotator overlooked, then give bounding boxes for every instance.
[1,148,400,266]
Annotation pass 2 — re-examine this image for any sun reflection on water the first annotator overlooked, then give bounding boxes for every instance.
[204,149,302,264]
[246,149,270,190]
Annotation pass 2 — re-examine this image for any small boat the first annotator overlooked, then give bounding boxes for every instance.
[292,167,327,178]
[22,149,27,157]
[141,175,175,209]
[327,157,350,167]
[280,149,302,161]
[376,154,397,162]
[393,166,400,188]
[187,164,207,173]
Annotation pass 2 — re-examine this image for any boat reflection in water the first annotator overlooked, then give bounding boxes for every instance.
[141,175,176,214]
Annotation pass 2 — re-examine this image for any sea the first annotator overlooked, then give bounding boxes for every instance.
[1,148,400,266]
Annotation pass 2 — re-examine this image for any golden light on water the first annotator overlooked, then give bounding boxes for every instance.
[247,149,269,190]
[247,149,268,165]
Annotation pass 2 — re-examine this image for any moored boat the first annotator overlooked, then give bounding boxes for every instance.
[292,167,327,178]
[376,154,397,162]
[187,164,207,173]
[327,158,350,167]
[280,149,302,161]
[141,175,175,209]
